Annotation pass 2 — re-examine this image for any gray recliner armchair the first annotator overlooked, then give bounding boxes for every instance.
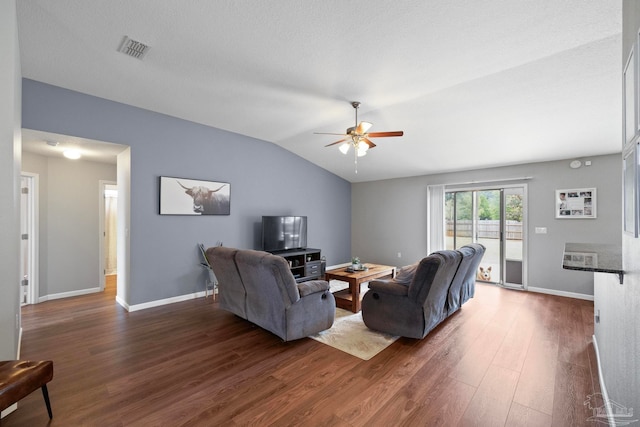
[453,243,485,309]
[438,243,486,316]
[206,247,246,317]
[206,247,335,341]
[362,245,484,339]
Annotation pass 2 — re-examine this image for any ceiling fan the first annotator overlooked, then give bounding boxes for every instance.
[315,101,403,173]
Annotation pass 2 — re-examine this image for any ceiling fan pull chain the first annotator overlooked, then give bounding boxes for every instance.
[354,148,358,173]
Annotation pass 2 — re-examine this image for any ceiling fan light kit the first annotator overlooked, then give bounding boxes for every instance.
[315,101,404,173]
[338,140,369,157]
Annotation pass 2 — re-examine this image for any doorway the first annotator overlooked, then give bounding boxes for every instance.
[99,181,117,291]
[445,185,526,288]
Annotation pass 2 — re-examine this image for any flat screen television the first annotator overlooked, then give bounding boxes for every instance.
[262,216,307,252]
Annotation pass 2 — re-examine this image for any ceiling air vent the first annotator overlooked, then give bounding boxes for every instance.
[118,36,149,60]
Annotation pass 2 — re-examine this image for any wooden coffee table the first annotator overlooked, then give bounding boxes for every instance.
[324,264,396,313]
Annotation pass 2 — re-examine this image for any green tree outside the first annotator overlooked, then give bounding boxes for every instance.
[506,194,523,222]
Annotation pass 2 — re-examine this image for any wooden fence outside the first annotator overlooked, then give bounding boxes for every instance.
[446,220,522,240]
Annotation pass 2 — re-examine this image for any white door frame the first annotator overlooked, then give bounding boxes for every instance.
[503,185,528,290]
[99,180,117,291]
[446,183,528,289]
[20,172,39,305]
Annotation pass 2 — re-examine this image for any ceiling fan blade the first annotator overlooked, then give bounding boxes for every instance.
[314,132,349,136]
[367,131,404,138]
[355,121,373,135]
[325,138,348,147]
[362,138,376,148]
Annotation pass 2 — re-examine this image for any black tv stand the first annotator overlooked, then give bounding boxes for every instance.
[270,248,325,283]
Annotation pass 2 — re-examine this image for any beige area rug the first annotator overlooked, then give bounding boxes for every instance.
[309,281,399,361]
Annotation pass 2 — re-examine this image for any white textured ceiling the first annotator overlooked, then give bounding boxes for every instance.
[17,0,622,182]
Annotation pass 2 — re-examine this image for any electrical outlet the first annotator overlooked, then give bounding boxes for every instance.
[397,252,402,258]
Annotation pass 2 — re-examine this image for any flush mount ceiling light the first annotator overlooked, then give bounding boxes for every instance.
[63,149,81,160]
[315,101,403,173]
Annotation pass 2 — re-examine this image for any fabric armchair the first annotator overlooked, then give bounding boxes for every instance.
[437,243,485,316]
[458,243,485,304]
[362,250,463,339]
[207,247,335,341]
[206,246,246,318]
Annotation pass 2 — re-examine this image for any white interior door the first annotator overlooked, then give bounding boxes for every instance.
[104,185,118,276]
[20,174,38,305]
[99,181,118,290]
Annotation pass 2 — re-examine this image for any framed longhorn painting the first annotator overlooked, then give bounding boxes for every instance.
[160,176,230,215]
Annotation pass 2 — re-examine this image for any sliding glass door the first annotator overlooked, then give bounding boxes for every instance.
[445,186,525,288]
[504,187,524,287]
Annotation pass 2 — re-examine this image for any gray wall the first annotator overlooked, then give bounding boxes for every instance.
[353,154,621,297]
[22,79,351,306]
[0,0,21,361]
[22,152,117,297]
[592,0,640,415]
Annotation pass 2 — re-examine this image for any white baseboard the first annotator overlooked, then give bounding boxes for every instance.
[1,329,25,419]
[592,335,615,426]
[111,264,346,313]
[1,403,18,419]
[115,295,130,311]
[37,264,352,313]
[527,286,594,301]
[37,287,207,313]
[39,287,101,302]
[17,327,22,359]
[38,264,356,314]
[121,290,208,312]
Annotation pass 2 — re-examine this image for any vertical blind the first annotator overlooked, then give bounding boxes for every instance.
[427,185,445,254]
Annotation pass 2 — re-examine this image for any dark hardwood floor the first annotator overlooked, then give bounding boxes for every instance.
[4,278,600,426]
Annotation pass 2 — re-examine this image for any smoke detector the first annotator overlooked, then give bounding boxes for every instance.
[118,36,150,60]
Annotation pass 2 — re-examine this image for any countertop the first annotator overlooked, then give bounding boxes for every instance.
[562,242,623,283]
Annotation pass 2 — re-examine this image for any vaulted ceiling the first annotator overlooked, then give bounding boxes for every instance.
[17,1,622,182]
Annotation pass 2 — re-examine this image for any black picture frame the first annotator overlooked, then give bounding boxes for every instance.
[159,176,230,215]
